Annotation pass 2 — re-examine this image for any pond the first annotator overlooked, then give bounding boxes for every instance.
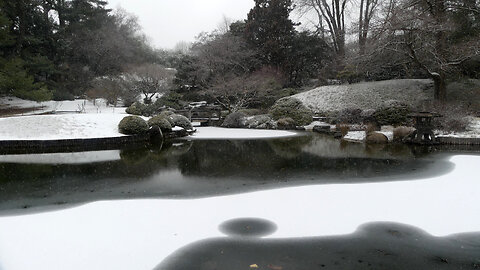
[0,132,479,270]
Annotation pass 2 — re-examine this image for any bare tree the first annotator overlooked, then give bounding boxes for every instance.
[126,64,176,104]
[358,0,380,55]
[174,41,192,55]
[296,0,349,59]
[382,0,480,102]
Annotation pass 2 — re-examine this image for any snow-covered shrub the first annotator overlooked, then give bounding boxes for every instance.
[118,116,149,135]
[335,107,363,124]
[437,116,470,132]
[125,101,164,117]
[222,112,247,128]
[245,115,277,129]
[336,123,350,137]
[277,117,296,130]
[170,114,193,130]
[148,116,172,133]
[361,109,376,124]
[158,111,176,126]
[125,102,146,115]
[373,100,410,126]
[269,97,313,126]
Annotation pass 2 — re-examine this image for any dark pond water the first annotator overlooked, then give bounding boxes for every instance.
[0,133,453,215]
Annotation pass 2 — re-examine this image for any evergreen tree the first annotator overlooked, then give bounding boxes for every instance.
[244,0,296,69]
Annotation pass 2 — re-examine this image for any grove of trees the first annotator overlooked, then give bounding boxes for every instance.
[0,0,160,101]
[1,0,479,107]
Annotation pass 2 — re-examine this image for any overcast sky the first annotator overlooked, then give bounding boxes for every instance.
[106,0,255,50]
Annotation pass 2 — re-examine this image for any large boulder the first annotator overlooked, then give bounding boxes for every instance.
[366,132,389,144]
[118,116,149,135]
[245,115,277,129]
[269,97,313,126]
[222,112,247,128]
[393,126,415,142]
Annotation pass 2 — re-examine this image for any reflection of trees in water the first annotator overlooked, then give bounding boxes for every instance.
[268,136,313,159]
[177,137,443,181]
[156,221,480,270]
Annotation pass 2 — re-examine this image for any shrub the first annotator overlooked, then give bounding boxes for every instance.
[269,97,313,126]
[170,114,193,130]
[422,101,471,132]
[438,116,470,132]
[365,123,378,135]
[158,111,176,126]
[53,90,75,101]
[118,116,149,135]
[222,112,247,128]
[125,102,146,115]
[148,116,173,132]
[13,87,53,102]
[335,107,363,124]
[245,114,277,129]
[373,100,410,126]
[155,92,184,110]
[277,117,296,130]
[336,123,350,137]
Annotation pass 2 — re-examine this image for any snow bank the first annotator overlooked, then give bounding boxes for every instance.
[0,114,129,140]
[0,155,478,270]
[292,79,433,113]
[186,127,298,140]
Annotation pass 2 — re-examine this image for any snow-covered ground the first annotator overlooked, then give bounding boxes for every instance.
[186,127,299,140]
[0,155,478,270]
[0,96,126,115]
[0,114,129,140]
[293,79,433,113]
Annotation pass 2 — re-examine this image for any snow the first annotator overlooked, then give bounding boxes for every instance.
[292,79,433,113]
[0,114,129,140]
[0,155,478,270]
[0,96,126,115]
[0,150,120,164]
[343,131,366,142]
[186,127,298,140]
[436,117,480,138]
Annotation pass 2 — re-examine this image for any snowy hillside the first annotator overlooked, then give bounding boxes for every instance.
[292,79,434,113]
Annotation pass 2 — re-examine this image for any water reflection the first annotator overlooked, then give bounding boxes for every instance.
[156,221,480,270]
[0,134,455,215]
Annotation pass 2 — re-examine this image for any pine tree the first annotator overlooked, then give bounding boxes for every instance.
[244,0,296,69]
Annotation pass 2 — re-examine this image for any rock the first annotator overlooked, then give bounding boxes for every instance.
[393,126,415,142]
[366,132,389,144]
[222,112,247,128]
[245,115,277,129]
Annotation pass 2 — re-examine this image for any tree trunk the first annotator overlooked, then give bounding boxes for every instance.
[432,72,447,102]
